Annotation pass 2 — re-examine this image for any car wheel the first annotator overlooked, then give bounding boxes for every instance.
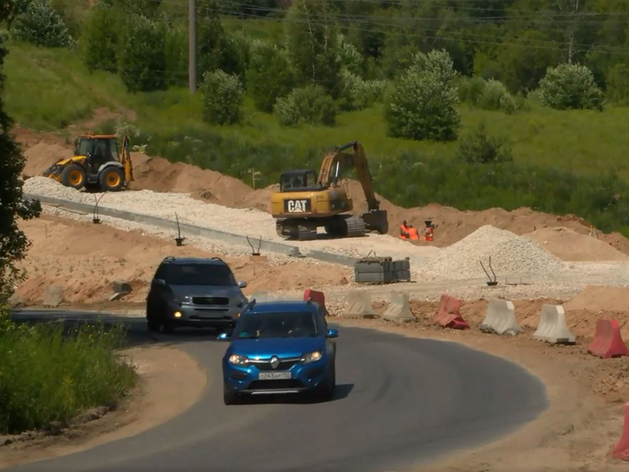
[147,320,161,332]
[223,384,240,405]
[316,366,336,402]
[163,322,176,334]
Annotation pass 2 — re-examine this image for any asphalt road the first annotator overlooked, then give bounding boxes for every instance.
[9,311,548,472]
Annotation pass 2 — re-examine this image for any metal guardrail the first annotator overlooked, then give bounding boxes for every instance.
[24,193,360,268]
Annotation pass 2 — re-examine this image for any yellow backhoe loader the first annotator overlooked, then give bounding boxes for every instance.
[43,134,134,192]
[271,141,388,241]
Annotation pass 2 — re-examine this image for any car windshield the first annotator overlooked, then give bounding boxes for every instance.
[158,264,237,286]
[234,311,318,339]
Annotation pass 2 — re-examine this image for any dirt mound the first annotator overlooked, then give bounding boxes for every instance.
[16,215,349,305]
[523,226,629,262]
[17,132,629,255]
[564,285,629,312]
[23,143,72,177]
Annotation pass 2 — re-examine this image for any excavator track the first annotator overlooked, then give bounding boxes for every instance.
[276,220,317,241]
[345,217,366,238]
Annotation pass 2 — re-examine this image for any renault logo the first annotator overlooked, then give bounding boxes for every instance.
[270,356,280,369]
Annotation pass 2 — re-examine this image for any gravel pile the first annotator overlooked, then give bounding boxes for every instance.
[25,177,439,265]
[416,225,567,281]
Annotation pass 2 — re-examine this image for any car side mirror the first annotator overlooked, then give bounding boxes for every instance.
[327,329,339,338]
[217,332,230,341]
[152,278,166,286]
[238,281,247,288]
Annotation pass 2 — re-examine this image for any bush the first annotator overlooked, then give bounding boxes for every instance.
[164,24,188,87]
[478,79,518,113]
[338,69,387,111]
[274,85,337,126]
[119,15,167,93]
[457,76,487,105]
[384,50,460,141]
[12,0,72,47]
[537,63,604,111]
[201,70,244,125]
[455,122,513,164]
[82,4,118,73]
[0,317,135,434]
[247,42,294,113]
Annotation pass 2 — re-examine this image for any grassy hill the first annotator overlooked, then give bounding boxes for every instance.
[7,41,629,178]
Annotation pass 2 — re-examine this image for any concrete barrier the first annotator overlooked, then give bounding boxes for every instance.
[26,193,360,268]
[304,289,329,316]
[383,291,414,323]
[250,291,271,303]
[433,294,469,330]
[43,285,64,308]
[533,305,575,344]
[613,401,629,461]
[342,291,376,318]
[480,299,521,336]
[588,319,629,358]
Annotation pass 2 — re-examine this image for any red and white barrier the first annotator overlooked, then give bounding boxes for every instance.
[433,294,469,330]
[304,289,329,316]
[612,401,629,461]
[587,319,629,359]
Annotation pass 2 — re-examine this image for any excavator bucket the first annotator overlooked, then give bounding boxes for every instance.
[361,209,389,234]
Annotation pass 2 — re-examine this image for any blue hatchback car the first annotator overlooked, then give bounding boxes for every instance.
[219,299,339,405]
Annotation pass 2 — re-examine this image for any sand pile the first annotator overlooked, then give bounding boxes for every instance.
[417,225,566,281]
[564,285,629,312]
[23,143,72,177]
[523,227,629,262]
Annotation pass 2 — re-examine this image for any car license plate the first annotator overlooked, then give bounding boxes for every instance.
[258,371,291,380]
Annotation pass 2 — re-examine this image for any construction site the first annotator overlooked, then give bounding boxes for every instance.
[6,124,629,472]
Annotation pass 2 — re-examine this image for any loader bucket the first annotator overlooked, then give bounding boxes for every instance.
[361,209,388,234]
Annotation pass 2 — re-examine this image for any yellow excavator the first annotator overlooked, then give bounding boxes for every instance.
[271,141,388,241]
[43,134,133,192]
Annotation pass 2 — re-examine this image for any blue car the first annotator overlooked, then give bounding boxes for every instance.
[219,299,339,405]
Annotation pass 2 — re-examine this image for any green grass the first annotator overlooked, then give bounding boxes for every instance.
[0,313,135,434]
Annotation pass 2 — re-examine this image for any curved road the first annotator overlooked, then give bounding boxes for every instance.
[9,311,547,472]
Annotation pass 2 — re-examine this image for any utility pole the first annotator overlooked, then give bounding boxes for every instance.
[189,0,197,94]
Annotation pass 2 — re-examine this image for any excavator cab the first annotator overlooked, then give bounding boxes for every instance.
[271,141,388,241]
[279,170,319,192]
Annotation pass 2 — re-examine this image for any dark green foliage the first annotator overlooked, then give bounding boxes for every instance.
[455,123,513,164]
[605,63,629,105]
[119,15,167,93]
[247,43,294,112]
[164,24,187,87]
[274,85,337,126]
[285,0,342,97]
[0,33,42,301]
[82,3,118,73]
[12,0,72,47]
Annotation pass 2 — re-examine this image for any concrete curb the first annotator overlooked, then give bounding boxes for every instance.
[25,193,360,268]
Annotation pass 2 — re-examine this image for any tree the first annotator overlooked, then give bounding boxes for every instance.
[605,63,629,105]
[0,22,42,301]
[384,50,461,141]
[455,122,513,164]
[285,0,342,97]
[537,63,604,110]
[83,3,119,73]
[247,43,295,112]
[119,15,167,93]
[12,0,72,48]
[201,70,244,125]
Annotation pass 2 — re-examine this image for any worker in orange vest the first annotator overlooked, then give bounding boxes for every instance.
[399,221,419,240]
[423,224,434,242]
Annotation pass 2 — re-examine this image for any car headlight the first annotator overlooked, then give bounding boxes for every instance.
[302,351,322,364]
[228,354,249,365]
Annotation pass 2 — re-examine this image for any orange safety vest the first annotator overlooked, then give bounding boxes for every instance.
[399,224,410,239]
[408,227,419,240]
[423,227,434,242]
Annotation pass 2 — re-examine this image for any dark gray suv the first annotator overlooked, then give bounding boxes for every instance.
[146,257,248,334]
